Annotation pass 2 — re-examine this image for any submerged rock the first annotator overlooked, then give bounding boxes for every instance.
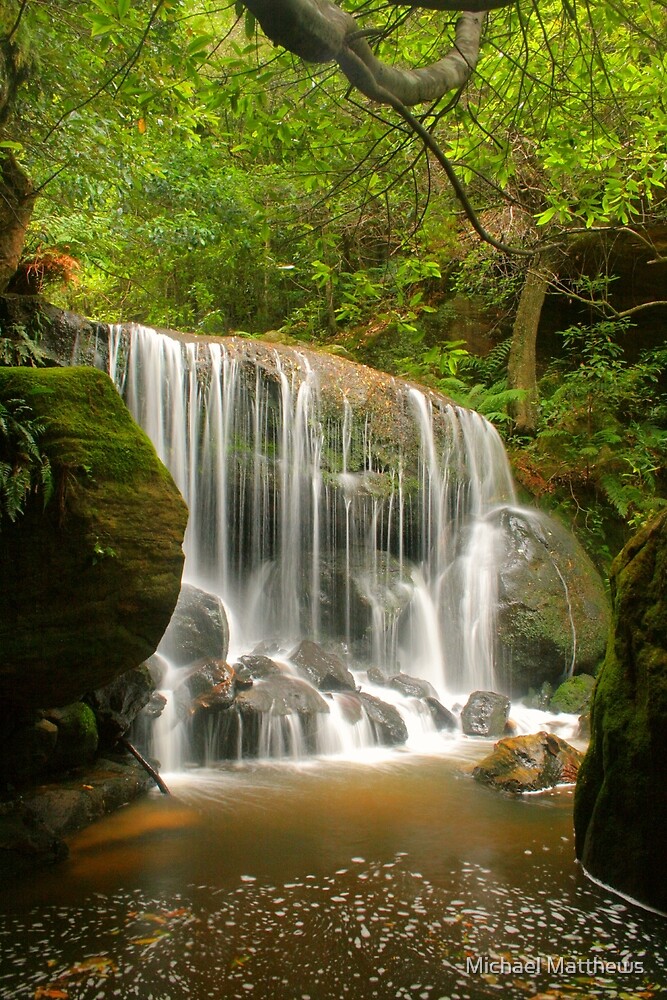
[0,366,187,712]
[473,732,583,794]
[575,511,667,912]
[159,583,229,667]
[461,691,510,738]
[494,508,610,695]
[289,640,356,692]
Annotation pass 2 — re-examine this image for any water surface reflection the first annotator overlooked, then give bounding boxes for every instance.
[1,748,665,999]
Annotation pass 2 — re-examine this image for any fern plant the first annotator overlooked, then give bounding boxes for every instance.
[0,396,53,525]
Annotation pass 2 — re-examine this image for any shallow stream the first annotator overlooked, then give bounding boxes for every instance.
[1,743,665,1000]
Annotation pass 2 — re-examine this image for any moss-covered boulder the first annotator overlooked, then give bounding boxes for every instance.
[549,674,596,714]
[494,508,610,695]
[574,511,667,912]
[473,732,584,794]
[0,366,187,712]
[44,702,98,771]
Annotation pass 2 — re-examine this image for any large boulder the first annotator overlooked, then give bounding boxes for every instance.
[473,732,584,794]
[0,367,187,712]
[574,511,667,911]
[461,690,510,737]
[494,508,610,695]
[158,583,229,667]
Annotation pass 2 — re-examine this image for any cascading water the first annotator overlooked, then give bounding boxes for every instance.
[105,324,576,765]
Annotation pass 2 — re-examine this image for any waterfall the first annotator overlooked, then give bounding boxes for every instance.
[106,324,538,763]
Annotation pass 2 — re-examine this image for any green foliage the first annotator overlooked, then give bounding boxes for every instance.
[0,322,46,367]
[521,318,667,562]
[0,394,52,524]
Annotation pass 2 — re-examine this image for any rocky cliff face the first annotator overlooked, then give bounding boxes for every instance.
[574,510,667,912]
[0,365,188,713]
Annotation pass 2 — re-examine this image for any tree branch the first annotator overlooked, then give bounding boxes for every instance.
[244,0,485,105]
[386,0,515,8]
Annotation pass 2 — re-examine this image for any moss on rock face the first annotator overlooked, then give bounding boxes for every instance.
[0,366,188,712]
[549,674,596,714]
[574,510,667,912]
[495,509,610,695]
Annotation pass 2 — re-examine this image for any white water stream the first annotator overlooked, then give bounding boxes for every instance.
[106,324,578,765]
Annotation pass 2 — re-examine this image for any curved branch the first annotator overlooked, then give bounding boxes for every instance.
[386,0,515,9]
[244,0,485,105]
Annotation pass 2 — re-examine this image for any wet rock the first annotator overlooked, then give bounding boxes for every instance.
[17,754,155,844]
[358,692,408,746]
[145,652,169,688]
[388,672,438,700]
[288,640,356,692]
[522,681,554,711]
[493,508,610,695]
[159,583,229,667]
[235,676,330,718]
[192,675,330,761]
[142,691,168,719]
[549,674,596,715]
[575,510,667,911]
[424,697,458,732]
[44,702,98,771]
[235,654,283,681]
[473,732,584,794]
[316,553,413,650]
[461,691,511,738]
[85,664,155,748]
[366,667,387,686]
[0,366,187,711]
[334,691,365,726]
[174,659,235,719]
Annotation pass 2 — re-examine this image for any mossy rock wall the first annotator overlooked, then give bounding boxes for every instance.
[0,366,188,712]
[574,510,667,912]
[494,508,610,695]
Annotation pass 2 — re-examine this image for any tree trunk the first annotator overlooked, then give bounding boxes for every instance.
[507,253,551,436]
[0,151,35,293]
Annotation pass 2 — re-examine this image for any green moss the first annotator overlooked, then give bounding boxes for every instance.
[574,510,667,911]
[46,702,99,770]
[0,366,171,487]
[0,366,188,711]
[549,674,596,714]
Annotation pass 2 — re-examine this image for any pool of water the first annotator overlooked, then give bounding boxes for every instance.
[1,744,665,1000]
